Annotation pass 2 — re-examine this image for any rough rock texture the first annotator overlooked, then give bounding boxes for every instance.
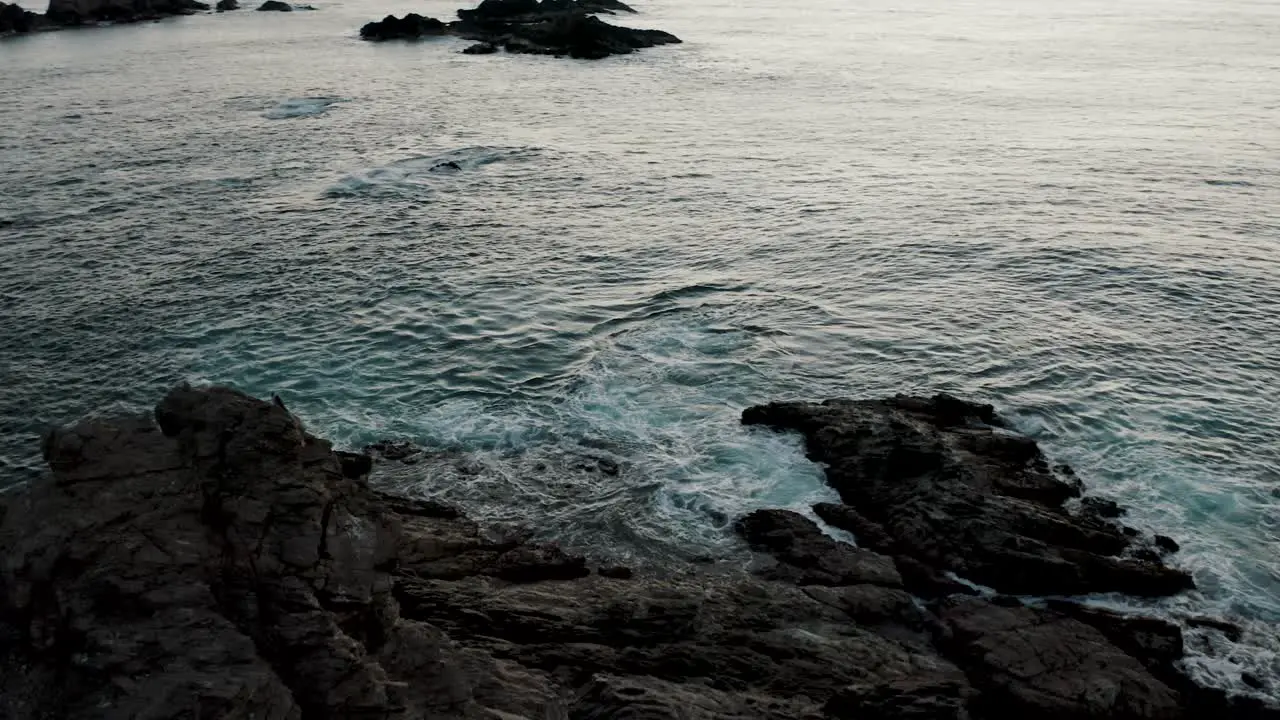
[215,0,236,10]
[743,393,1194,597]
[256,0,289,10]
[0,385,1266,719]
[44,0,207,24]
[939,598,1183,720]
[359,12,445,40]
[1,1,41,32]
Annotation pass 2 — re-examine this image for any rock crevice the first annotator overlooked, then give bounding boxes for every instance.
[0,385,1269,719]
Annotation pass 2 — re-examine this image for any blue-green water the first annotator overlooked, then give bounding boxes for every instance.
[2,0,1278,701]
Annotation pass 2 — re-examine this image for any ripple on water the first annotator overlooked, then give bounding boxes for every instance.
[322,146,541,198]
[1,0,1279,705]
[262,96,348,119]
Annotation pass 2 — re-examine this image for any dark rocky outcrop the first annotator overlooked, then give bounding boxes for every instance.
[0,385,1269,719]
[214,0,236,10]
[255,0,289,9]
[455,6,680,59]
[43,0,208,25]
[743,393,1194,597]
[1,1,41,32]
[356,0,680,59]
[359,12,445,40]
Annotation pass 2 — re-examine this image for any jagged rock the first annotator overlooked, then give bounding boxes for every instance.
[743,394,1195,597]
[0,385,1261,719]
[486,11,680,59]
[451,0,680,59]
[1083,495,1126,518]
[939,598,1183,719]
[0,1,40,32]
[215,0,237,10]
[597,565,632,579]
[359,12,445,40]
[256,0,290,10]
[353,0,678,58]
[364,439,426,461]
[1155,534,1180,553]
[736,508,902,587]
[45,0,207,24]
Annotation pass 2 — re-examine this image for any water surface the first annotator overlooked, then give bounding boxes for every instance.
[1,0,1278,702]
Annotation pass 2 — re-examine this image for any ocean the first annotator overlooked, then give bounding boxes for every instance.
[1,0,1278,702]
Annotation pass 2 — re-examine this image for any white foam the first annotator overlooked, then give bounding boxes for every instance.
[262,96,346,120]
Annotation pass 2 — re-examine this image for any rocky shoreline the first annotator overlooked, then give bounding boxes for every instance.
[1,0,679,60]
[0,385,1274,718]
[0,0,311,33]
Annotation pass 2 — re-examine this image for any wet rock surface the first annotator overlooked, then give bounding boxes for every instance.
[0,386,1270,719]
[742,393,1195,597]
[358,0,681,59]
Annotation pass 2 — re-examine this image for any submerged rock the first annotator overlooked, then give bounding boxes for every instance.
[215,0,236,9]
[256,0,290,10]
[0,385,1263,719]
[462,40,498,53]
[743,393,1195,597]
[359,11,445,39]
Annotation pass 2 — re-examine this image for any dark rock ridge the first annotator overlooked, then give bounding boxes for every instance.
[1,0,267,33]
[0,385,1271,719]
[360,0,680,60]
[743,393,1195,597]
[2,0,308,27]
[360,12,445,40]
[43,0,207,24]
[1,1,41,32]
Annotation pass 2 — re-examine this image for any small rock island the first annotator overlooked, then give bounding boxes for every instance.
[360,0,682,60]
[1,384,1272,718]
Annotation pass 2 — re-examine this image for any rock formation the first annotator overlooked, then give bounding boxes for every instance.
[44,0,207,25]
[0,1,41,32]
[0,385,1272,719]
[359,12,445,40]
[255,0,289,10]
[358,0,680,59]
[744,394,1194,597]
